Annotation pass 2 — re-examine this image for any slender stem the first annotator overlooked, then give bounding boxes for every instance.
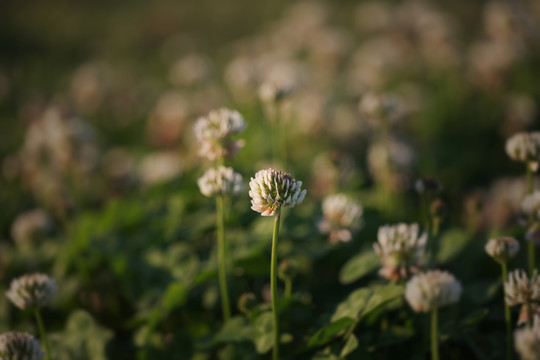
[431,308,439,360]
[527,164,536,275]
[216,195,231,322]
[430,218,440,268]
[34,309,51,360]
[271,212,282,360]
[501,262,512,360]
[284,278,292,298]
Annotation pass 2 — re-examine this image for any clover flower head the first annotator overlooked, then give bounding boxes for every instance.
[373,223,427,280]
[485,236,520,264]
[197,166,243,198]
[193,108,246,161]
[505,269,540,307]
[506,132,540,168]
[6,273,57,310]
[404,270,462,313]
[0,332,44,360]
[319,194,363,243]
[522,191,540,221]
[248,169,306,217]
[514,322,540,360]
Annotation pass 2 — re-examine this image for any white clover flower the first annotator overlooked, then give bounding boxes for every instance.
[522,191,540,221]
[506,132,540,168]
[6,273,57,310]
[197,166,243,198]
[505,269,540,307]
[318,194,363,243]
[249,168,306,217]
[193,108,247,161]
[404,270,462,313]
[485,236,520,264]
[514,322,540,360]
[0,332,44,360]
[373,223,427,280]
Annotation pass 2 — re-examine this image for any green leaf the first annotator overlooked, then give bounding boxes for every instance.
[307,317,355,348]
[339,251,379,285]
[214,316,254,344]
[436,229,470,264]
[331,284,403,322]
[254,312,274,353]
[162,283,188,313]
[340,334,358,358]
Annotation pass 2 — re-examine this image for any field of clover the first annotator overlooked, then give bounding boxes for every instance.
[1,0,540,359]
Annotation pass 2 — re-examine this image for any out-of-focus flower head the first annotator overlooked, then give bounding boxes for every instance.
[514,317,540,360]
[10,209,52,249]
[0,332,44,360]
[485,236,520,264]
[318,194,363,244]
[404,270,462,313]
[505,269,540,307]
[193,108,247,161]
[6,273,57,310]
[146,91,189,148]
[197,166,243,198]
[138,151,182,185]
[506,132,540,170]
[373,223,427,281]
[367,137,415,192]
[249,168,306,217]
[169,53,213,87]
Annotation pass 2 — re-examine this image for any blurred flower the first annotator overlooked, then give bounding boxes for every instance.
[506,132,540,169]
[318,194,363,244]
[197,166,243,198]
[0,332,43,360]
[6,273,57,310]
[358,92,400,123]
[138,151,182,185]
[415,177,443,195]
[373,223,427,281]
[404,270,462,313]
[485,237,520,264]
[237,293,257,315]
[505,269,540,307]
[169,53,213,87]
[193,108,247,161]
[146,91,189,148]
[70,61,115,114]
[249,168,306,217]
[367,137,415,192]
[10,209,52,249]
[522,191,540,221]
[500,94,537,137]
[514,319,540,360]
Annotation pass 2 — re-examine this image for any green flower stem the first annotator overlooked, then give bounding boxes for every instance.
[430,218,440,268]
[216,195,231,322]
[34,309,51,360]
[431,308,439,360]
[527,163,536,275]
[271,211,282,360]
[284,278,292,298]
[501,262,511,360]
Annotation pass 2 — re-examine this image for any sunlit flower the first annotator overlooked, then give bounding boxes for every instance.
[193,108,247,161]
[374,223,427,280]
[505,269,540,307]
[514,320,540,360]
[197,166,243,197]
[6,273,57,310]
[318,194,363,243]
[0,332,44,360]
[405,270,462,313]
[522,191,540,221]
[249,168,306,217]
[506,132,540,169]
[10,209,51,249]
[485,237,520,264]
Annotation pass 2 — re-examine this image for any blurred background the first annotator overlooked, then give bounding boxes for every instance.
[1,0,540,359]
